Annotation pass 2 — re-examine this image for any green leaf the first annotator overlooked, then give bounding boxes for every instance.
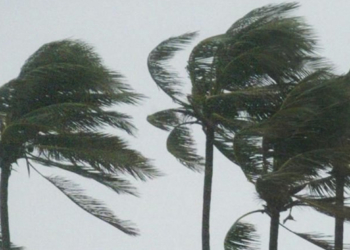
[42,175,139,235]
[188,34,227,96]
[221,2,322,88]
[295,195,350,221]
[147,108,195,131]
[33,132,161,181]
[213,127,236,163]
[280,224,340,250]
[225,210,264,250]
[225,221,260,250]
[28,156,138,196]
[166,125,204,171]
[20,103,136,134]
[226,3,300,35]
[148,32,198,102]
[2,40,142,121]
[207,85,287,120]
[233,128,266,181]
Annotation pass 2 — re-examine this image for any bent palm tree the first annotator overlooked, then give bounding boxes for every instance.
[0,40,159,249]
[227,70,350,250]
[147,3,319,250]
[266,72,350,250]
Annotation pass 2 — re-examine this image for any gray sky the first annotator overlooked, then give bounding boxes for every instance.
[1,1,349,249]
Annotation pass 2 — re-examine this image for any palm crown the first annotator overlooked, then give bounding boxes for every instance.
[226,69,350,249]
[0,40,159,249]
[147,3,323,250]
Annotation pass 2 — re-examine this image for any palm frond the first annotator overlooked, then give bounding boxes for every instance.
[295,195,350,221]
[226,3,299,36]
[28,156,138,196]
[148,32,198,102]
[233,128,266,181]
[20,40,103,76]
[166,125,204,171]
[32,132,161,181]
[217,3,322,92]
[19,103,136,134]
[306,176,336,197]
[207,85,288,120]
[277,147,350,181]
[188,34,227,96]
[18,39,137,93]
[224,221,259,250]
[147,108,195,131]
[280,223,343,250]
[213,126,237,163]
[224,210,263,250]
[280,69,334,110]
[41,175,138,235]
[3,40,142,121]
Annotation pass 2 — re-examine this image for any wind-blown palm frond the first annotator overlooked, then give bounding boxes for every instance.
[2,40,142,122]
[31,132,159,181]
[189,2,322,105]
[280,224,340,250]
[224,210,263,250]
[233,129,266,181]
[0,39,158,248]
[295,195,350,221]
[166,125,204,171]
[213,127,236,163]
[148,32,198,102]
[28,157,138,196]
[227,3,299,35]
[224,221,259,250]
[306,176,336,197]
[41,174,138,236]
[0,104,135,142]
[274,147,350,182]
[147,108,195,131]
[224,2,320,83]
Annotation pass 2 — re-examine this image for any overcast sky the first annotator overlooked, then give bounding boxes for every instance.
[1,1,350,249]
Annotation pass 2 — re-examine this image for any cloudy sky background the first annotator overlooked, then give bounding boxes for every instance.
[1,1,350,249]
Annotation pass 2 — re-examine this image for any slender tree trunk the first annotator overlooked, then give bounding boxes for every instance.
[0,159,11,250]
[269,208,280,250]
[202,125,214,250]
[334,172,344,250]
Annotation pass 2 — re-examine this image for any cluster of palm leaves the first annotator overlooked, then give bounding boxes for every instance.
[1,2,349,250]
[148,2,350,250]
[0,40,159,249]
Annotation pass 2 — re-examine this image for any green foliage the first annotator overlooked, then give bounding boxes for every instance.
[148,3,330,250]
[224,220,260,250]
[0,39,159,243]
[42,175,138,235]
[148,32,198,102]
[166,125,204,171]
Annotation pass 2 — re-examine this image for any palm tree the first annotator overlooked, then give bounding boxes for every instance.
[0,39,159,249]
[226,70,350,250]
[265,71,350,250]
[147,3,319,250]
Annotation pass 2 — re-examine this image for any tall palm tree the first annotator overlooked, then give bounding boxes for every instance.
[147,3,319,250]
[226,70,350,250]
[0,40,159,249]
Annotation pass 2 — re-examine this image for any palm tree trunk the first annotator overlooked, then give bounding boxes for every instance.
[334,172,344,250]
[269,208,280,250]
[0,159,11,250]
[202,125,214,250]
